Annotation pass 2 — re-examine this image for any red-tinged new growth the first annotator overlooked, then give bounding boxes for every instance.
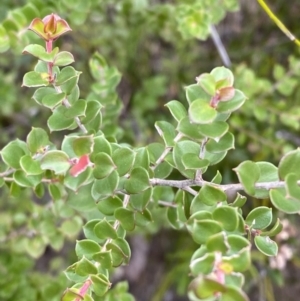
[28,13,72,43]
[69,154,94,177]
[75,279,92,301]
[29,14,71,82]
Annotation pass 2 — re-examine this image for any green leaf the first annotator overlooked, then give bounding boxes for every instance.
[199,184,227,206]
[211,66,234,86]
[55,66,79,85]
[130,188,152,211]
[254,236,278,256]
[212,170,222,184]
[222,248,251,272]
[94,219,118,240]
[60,216,82,238]
[217,90,246,113]
[114,208,135,231]
[189,276,226,299]
[93,152,116,179]
[75,257,98,276]
[61,288,79,301]
[75,239,101,259]
[73,136,94,156]
[286,173,300,201]
[206,232,229,253]
[96,196,123,216]
[13,170,42,187]
[190,220,223,244]
[1,139,29,169]
[20,155,43,175]
[220,286,249,301]
[124,167,149,194]
[67,183,96,212]
[81,100,102,123]
[182,153,209,170]
[22,44,57,62]
[185,84,211,104]
[49,184,61,202]
[189,99,217,124]
[234,161,260,196]
[91,274,111,296]
[279,149,300,179]
[205,132,235,153]
[64,166,92,192]
[173,140,199,178]
[92,251,112,269]
[177,116,204,141]
[133,147,149,170]
[32,87,56,105]
[25,235,46,258]
[198,121,229,139]
[47,106,76,131]
[112,148,135,176]
[261,218,283,237]
[135,209,152,227]
[40,150,70,174]
[63,99,87,119]
[92,136,112,158]
[53,51,75,66]
[231,193,247,208]
[106,238,131,267]
[190,252,215,276]
[92,171,119,200]
[165,100,187,122]
[254,162,279,199]
[270,188,300,213]
[26,127,50,153]
[212,206,239,231]
[155,121,176,147]
[196,73,216,95]
[22,71,49,87]
[42,92,65,109]
[0,25,9,53]
[167,206,185,230]
[245,207,272,230]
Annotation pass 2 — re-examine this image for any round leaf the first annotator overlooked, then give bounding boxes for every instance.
[270,187,300,213]
[40,150,70,174]
[26,127,50,153]
[254,236,278,256]
[124,167,149,194]
[93,152,116,179]
[189,99,217,124]
[234,161,260,196]
[278,149,300,179]
[212,206,239,231]
[199,184,227,206]
[245,207,272,230]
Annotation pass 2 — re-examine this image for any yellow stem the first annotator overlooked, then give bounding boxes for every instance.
[257,0,300,46]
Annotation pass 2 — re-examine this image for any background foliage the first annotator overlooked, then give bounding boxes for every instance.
[1,1,300,301]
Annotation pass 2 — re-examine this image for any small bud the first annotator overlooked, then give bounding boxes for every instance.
[28,13,72,41]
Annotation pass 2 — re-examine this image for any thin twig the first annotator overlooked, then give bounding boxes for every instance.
[257,0,300,46]
[158,200,177,208]
[210,25,231,67]
[195,137,208,181]
[151,133,183,170]
[150,178,288,191]
[0,169,15,177]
